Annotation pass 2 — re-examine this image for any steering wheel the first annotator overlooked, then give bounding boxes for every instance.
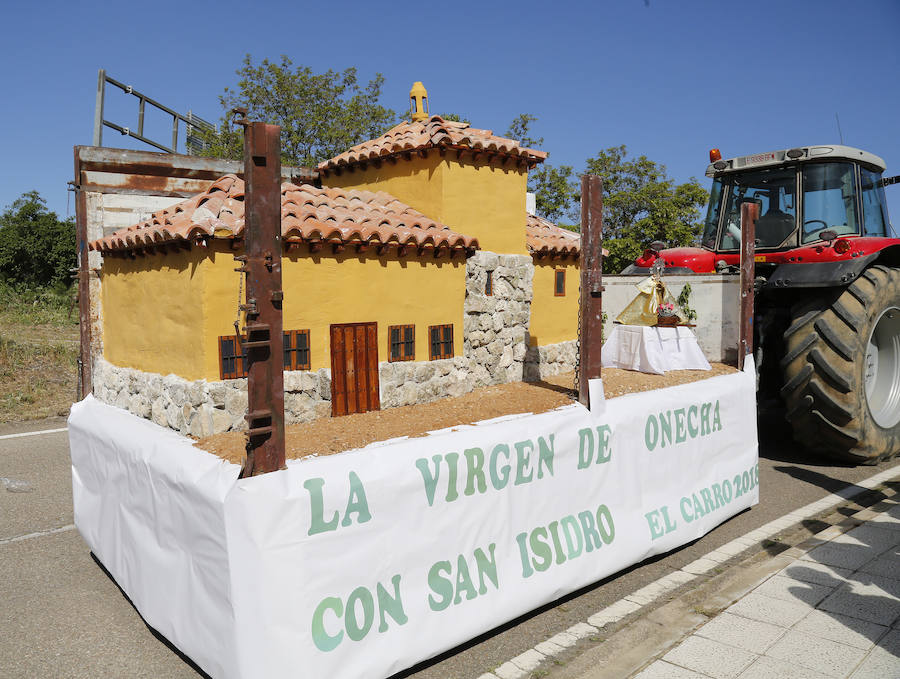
[803,219,827,230]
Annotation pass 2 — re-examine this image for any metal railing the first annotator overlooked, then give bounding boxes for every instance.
[92,68,213,154]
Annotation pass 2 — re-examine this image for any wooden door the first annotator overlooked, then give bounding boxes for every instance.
[330,322,380,416]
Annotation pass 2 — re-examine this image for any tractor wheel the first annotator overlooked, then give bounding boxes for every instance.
[781,264,900,464]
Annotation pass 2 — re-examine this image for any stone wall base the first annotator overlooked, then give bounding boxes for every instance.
[524,340,576,382]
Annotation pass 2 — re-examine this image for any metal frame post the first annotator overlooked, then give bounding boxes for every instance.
[92,69,105,147]
[73,152,92,399]
[238,120,286,477]
[577,174,604,406]
[738,202,758,371]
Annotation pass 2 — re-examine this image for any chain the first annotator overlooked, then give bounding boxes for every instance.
[574,261,582,395]
[234,267,244,336]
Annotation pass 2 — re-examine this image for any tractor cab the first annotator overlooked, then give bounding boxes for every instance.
[703,145,893,253]
[627,145,897,277]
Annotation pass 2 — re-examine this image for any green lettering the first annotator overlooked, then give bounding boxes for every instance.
[490,444,511,490]
[595,425,612,463]
[645,416,659,451]
[345,586,374,642]
[514,439,534,486]
[680,496,694,522]
[453,554,477,604]
[341,471,372,527]
[537,435,555,479]
[700,488,716,515]
[474,544,499,595]
[713,401,722,431]
[530,527,552,572]
[578,510,602,552]
[577,427,595,468]
[427,561,453,611]
[547,520,567,565]
[674,408,687,443]
[646,510,664,540]
[515,532,534,578]
[444,453,460,502]
[701,403,712,435]
[712,483,725,509]
[311,596,343,652]
[415,455,442,507]
[376,575,408,632]
[561,515,583,559]
[692,492,706,519]
[463,447,487,496]
[687,405,699,438]
[304,478,339,536]
[596,504,615,544]
[659,411,673,448]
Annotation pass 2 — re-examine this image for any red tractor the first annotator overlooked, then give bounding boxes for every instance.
[623,145,900,464]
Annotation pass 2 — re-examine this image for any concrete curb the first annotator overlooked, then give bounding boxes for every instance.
[476,463,900,679]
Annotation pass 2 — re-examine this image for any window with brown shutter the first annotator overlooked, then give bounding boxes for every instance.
[429,324,454,360]
[219,328,310,379]
[554,269,566,296]
[388,324,415,362]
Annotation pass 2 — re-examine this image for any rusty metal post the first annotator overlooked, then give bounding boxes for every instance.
[738,202,759,371]
[73,152,92,399]
[237,120,286,477]
[577,174,604,407]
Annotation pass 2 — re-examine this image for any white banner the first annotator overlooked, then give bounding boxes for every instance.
[70,361,758,679]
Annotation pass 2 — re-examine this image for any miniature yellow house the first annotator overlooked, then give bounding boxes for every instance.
[89,89,588,436]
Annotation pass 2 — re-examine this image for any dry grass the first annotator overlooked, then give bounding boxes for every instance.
[0,286,79,422]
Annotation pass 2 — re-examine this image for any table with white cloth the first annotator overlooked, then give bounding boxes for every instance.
[602,324,711,375]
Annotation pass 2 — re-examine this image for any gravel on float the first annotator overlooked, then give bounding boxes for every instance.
[195,365,737,465]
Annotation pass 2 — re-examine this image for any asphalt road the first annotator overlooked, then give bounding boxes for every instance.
[1,411,898,679]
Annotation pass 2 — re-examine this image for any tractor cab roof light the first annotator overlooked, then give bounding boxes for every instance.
[709,148,722,163]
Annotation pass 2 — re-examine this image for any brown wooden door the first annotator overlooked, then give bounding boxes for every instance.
[330,322,380,416]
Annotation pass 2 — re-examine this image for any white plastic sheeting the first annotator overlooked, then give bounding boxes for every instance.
[70,359,758,679]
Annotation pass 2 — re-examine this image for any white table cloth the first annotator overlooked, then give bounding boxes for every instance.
[602,324,711,375]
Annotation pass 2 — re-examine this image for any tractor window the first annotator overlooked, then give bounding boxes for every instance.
[719,167,797,250]
[860,168,889,237]
[801,162,859,243]
[701,178,724,249]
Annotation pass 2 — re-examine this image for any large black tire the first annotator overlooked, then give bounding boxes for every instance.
[781,264,900,464]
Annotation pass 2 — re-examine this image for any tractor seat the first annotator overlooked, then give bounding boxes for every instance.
[755,209,794,247]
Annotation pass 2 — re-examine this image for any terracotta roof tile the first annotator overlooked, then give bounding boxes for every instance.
[525,214,608,259]
[90,175,479,254]
[318,115,548,172]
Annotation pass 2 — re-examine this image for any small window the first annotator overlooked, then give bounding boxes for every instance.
[861,168,889,237]
[554,269,566,296]
[485,271,493,296]
[284,329,311,370]
[429,324,454,360]
[219,328,310,379]
[389,324,415,362]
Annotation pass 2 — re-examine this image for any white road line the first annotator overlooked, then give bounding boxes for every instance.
[0,427,68,441]
[479,462,900,679]
[0,524,76,546]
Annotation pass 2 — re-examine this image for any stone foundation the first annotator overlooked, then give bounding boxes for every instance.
[379,357,473,408]
[93,358,331,437]
[523,340,577,381]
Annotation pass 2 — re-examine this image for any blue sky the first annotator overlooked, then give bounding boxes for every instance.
[2,0,898,222]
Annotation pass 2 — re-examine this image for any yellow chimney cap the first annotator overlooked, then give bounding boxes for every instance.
[409,81,429,122]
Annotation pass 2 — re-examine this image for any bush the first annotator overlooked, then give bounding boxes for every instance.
[0,191,76,289]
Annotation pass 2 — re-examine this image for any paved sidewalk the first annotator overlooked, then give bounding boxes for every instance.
[633,492,900,679]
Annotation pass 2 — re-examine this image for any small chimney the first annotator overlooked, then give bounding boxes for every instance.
[409,82,429,122]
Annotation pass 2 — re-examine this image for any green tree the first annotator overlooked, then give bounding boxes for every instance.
[583,146,707,273]
[504,113,544,149]
[0,192,76,288]
[200,55,398,167]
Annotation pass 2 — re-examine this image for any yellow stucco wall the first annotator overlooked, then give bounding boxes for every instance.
[529,260,580,346]
[103,242,466,382]
[101,249,209,380]
[326,150,529,255]
[202,243,467,375]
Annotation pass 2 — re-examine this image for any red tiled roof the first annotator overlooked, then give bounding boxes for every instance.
[90,175,479,254]
[318,115,548,173]
[525,214,608,259]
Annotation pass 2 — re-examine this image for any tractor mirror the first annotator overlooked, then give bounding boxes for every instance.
[820,229,838,242]
[649,241,666,252]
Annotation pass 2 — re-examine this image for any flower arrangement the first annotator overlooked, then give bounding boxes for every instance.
[657,302,676,317]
